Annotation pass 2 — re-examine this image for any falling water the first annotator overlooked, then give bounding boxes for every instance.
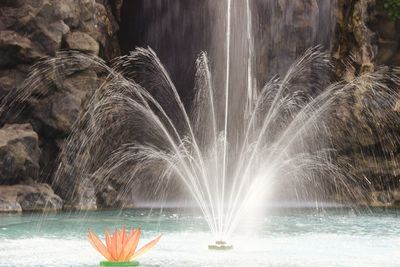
[4,47,397,242]
[1,0,400,244]
[246,0,256,115]
[221,0,231,235]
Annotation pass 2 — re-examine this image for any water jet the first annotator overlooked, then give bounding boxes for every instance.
[0,0,343,247]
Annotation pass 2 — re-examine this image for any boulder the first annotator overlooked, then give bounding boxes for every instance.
[0,183,63,212]
[392,190,400,205]
[97,184,120,208]
[89,3,121,60]
[24,69,98,194]
[0,195,22,212]
[0,0,120,211]
[97,184,136,209]
[64,31,99,55]
[361,190,400,207]
[0,31,44,67]
[0,124,40,184]
[29,69,98,137]
[61,177,97,211]
[0,0,118,61]
[0,68,26,99]
[0,1,70,57]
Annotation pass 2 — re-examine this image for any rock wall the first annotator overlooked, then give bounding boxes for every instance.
[332,0,400,206]
[1,0,400,211]
[0,0,120,212]
[0,124,40,185]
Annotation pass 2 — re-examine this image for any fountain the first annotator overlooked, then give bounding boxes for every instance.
[1,1,400,261]
[3,0,398,249]
[44,0,343,243]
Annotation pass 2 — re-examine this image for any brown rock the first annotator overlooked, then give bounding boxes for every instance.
[0,195,22,212]
[65,31,99,55]
[0,68,26,98]
[0,31,44,67]
[0,124,40,184]
[392,190,400,205]
[97,184,120,208]
[0,183,63,212]
[369,191,392,207]
[0,0,120,211]
[61,177,97,211]
[97,184,135,209]
[89,3,120,59]
[32,19,70,55]
[29,69,98,137]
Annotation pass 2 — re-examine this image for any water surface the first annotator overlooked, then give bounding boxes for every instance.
[0,208,399,267]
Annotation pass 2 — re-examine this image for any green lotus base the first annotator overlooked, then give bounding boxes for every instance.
[100,261,139,267]
[208,240,233,250]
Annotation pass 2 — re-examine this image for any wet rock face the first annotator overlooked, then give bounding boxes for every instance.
[331,0,400,204]
[0,0,119,59]
[333,0,400,77]
[0,0,120,211]
[61,177,98,211]
[0,124,40,185]
[0,0,397,211]
[0,0,119,144]
[96,184,136,209]
[65,31,100,55]
[0,0,120,98]
[28,69,99,138]
[333,0,376,78]
[0,31,44,68]
[370,2,400,66]
[97,184,121,208]
[0,183,63,212]
[358,189,400,207]
[0,196,22,212]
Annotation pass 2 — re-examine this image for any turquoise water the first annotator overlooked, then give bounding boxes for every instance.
[0,208,400,267]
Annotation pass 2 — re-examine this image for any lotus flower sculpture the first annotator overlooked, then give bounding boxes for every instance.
[87,227,162,266]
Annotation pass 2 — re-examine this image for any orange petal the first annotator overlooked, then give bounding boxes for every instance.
[124,227,135,247]
[121,226,127,245]
[116,228,123,260]
[105,228,112,250]
[120,228,140,260]
[87,229,113,261]
[115,229,123,261]
[110,228,119,260]
[131,234,162,260]
[125,228,141,260]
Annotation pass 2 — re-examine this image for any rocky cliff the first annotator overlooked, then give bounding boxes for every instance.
[0,0,399,212]
[0,0,120,211]
[331,0,400,206]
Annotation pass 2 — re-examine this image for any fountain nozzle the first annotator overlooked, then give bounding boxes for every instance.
[208,240,233,250]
